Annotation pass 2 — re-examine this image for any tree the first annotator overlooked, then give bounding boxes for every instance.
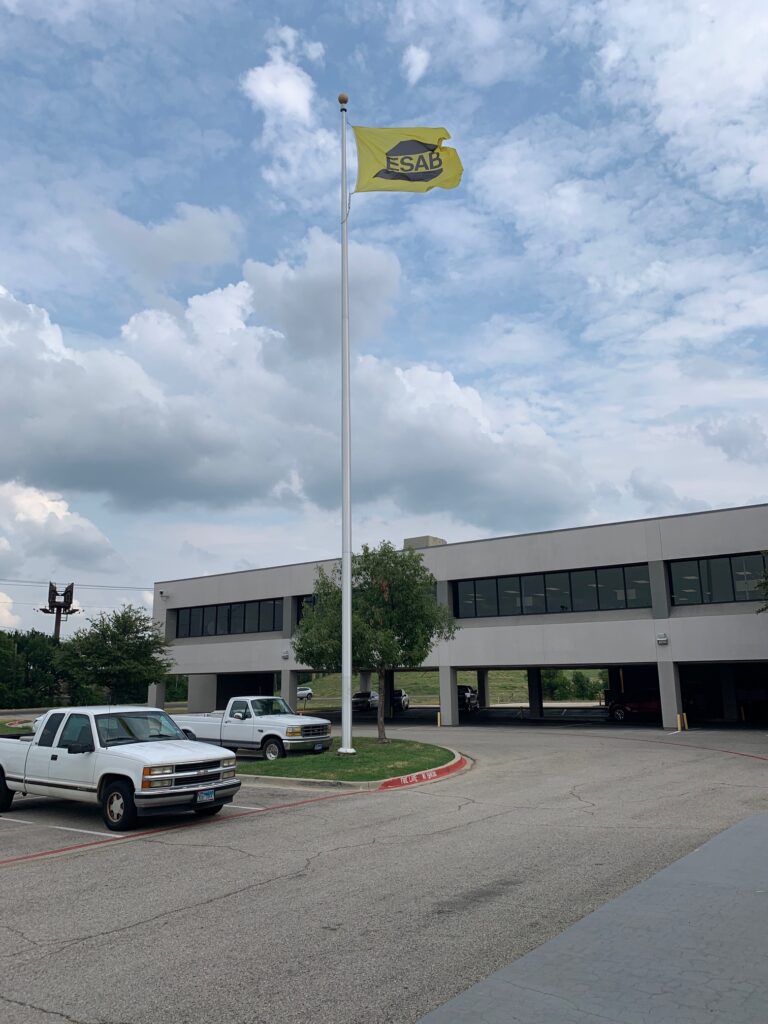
[0,630,60,708]
[541,669,573,701]
[58,605,174,704]
[758,559,768,613]
[291,541,457,742]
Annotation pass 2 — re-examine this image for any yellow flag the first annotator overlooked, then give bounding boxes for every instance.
[352,126,463,193]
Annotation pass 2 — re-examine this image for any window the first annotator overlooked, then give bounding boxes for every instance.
[37,712,65,748]
[216,605,230,635]
[189,607,203,637]
[176,608,190,639]
[259,599,275,632]
[229,699,250,719]
[456,580,476,618]
[597,567,626,609]
[521,574,546,615]
[545,572,572,613]
[700,558,733,603]
[570,569,598,612]
[498,576,521,615]
[203,606,216,636]
[230,603,244,634]
[732,554,765,602]
[474,578,498,617]
[625,564,652,609]
[244,601,259,633]
[274,599,283,632]
[58,713,92,749]
[296,595,315,623]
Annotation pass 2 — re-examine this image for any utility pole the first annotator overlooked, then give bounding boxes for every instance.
[40,582,80,641]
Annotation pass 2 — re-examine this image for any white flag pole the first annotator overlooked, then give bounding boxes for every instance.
[338,92,355,755]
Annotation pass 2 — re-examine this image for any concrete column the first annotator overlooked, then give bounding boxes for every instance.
[439,665,459,726]
[187,674,217,713]
[147,681,166,708]
[720,665,739,723]
[359,670,372,695]
[649,560,671,619]
[658,661,683,729]
[280,668,300,708]
[476,669,489,707]
[527,668,543,719]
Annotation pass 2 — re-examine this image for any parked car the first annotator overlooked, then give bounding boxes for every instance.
[351,688,410,713]
[608,696,661,722]
[457,684,479,712]
[296,685,313,701]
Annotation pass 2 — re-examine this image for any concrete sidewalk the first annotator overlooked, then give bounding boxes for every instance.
[419,814,768,1023]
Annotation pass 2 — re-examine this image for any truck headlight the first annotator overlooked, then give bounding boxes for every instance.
[144,765,173,777]
[222,758,237,768]
[285,727,303,737]
[145,778,173,789]
[222,770,236,779]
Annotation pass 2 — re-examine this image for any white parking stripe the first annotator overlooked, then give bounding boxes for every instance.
[232,804,264,810]
[0,816,37,825]
[50,825,111,836]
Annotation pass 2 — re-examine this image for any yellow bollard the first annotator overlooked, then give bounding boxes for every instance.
[676,713,682,731]
[682,712,688,730]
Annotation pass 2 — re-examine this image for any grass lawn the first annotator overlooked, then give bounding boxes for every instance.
[0,720,34,736]
[236,736,454,782]
[301,668,606,710]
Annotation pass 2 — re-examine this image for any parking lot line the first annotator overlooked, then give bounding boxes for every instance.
[0,788,363,869]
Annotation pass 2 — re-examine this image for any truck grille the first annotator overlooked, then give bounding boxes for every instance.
[175,760,220,773]
[172,759,223,787]
[301,724,330,738]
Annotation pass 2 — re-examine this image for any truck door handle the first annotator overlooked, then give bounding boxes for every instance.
[51,754,58,761]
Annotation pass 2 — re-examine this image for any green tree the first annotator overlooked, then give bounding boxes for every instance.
[571,670,602,700]
[541,669,573,701]
[58,605,174,704]
[292,541,457,742]
[758,558,768,613]
[0,630,60,708]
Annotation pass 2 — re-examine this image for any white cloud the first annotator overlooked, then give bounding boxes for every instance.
[0,590,21,628]
[240,49,315,127]
[402,45,430,85]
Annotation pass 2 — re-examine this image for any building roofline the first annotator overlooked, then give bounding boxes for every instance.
[154,501,768,587]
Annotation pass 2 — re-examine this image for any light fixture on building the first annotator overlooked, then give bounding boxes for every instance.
[281,649,290,660]
[656,633,669,645]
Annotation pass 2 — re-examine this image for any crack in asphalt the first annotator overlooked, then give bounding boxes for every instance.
[0,992,128,1024]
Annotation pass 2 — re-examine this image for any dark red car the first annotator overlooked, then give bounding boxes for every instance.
[608,696,661,722]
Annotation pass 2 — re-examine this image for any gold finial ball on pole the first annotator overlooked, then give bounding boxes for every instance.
[338,93,349,106]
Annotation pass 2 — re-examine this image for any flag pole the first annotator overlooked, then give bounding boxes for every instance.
[338,92,355,755]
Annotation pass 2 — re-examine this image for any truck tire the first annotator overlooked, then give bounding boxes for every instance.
[610,705,627,722]
[0,772,14,812]
[262,737,285,761]
[101,780,138,831]
[193,804,224,818]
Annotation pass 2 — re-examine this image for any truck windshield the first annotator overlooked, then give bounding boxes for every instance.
[95,711,186,746]
[251,698,292,716]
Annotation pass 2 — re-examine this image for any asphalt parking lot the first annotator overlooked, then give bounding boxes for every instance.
[2,722,767,1024]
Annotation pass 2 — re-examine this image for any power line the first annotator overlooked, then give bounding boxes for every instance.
[0,579,150,591]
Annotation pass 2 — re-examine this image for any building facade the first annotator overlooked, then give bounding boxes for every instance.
[153,504,768,729]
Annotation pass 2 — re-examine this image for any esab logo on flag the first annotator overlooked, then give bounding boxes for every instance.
[352,126,463,193]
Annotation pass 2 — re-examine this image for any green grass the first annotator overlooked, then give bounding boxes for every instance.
[301,668,605,710]
[0,719,34,736]
[236,736,454,782]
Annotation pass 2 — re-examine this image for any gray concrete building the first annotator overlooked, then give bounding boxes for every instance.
[152,504,768,729]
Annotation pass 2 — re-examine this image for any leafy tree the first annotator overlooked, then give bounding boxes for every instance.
[292,541,457,742]
[541,669,573,701]
[0,630,60,708]
[758,559,768,613]
[58,605,174,704]
[571,670,603,700]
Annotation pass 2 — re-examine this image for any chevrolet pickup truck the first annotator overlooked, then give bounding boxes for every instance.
[0,706,240,831]
[172,696,332,760]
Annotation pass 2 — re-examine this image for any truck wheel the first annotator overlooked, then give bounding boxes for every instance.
[610,705,627,723]
[193,805,224,818]
[101,780,138,831]
[262,737,285,761]
[0,772,14,812]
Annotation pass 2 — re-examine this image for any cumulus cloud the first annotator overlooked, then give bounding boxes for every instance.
[402,45,430,85]
[697,416,768,465]
[0,591,21,628]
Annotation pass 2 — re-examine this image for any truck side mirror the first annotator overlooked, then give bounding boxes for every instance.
[232,710,245,720]
[67,741,95,754]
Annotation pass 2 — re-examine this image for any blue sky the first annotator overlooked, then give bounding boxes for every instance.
[1,0,768,632]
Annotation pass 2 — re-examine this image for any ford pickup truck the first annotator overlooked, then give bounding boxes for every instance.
[172,696,332,760]
[0,706,240,831]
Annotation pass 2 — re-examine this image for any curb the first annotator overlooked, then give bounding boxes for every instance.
[236,749,471,792]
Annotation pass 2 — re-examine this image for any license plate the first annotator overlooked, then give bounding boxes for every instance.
[196,789,215,803]
[314,743,324,752]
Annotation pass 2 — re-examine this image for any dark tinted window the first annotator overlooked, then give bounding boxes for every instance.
[203,606,216,636]
[597,567,626,609]
[700,558,733,603]
[189,607,203,637]
[456,581,476,618]
[176,608,190,638]
[58,713,92,749]
[273,599,283,632]
[230,602,244,633]
[244,602,259,632]
[521,574,546,615]
[732,554,764,602]
[570,569,598,611]
[625,564,652,609]
[259,600,275,632]
[497,576,521,615]
[474,578,498,617]
[545,572,571,613]
[37,712,65,748]
[216,605,229,635]
[670,560,701,605]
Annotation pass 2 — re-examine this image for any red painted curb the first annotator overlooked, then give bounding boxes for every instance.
[378,754,469,791]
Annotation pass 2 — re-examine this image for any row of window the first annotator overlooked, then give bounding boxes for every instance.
[669,553,767,606]
[176,599,283,639]
[172,552,767,637]
[452,563,652,618]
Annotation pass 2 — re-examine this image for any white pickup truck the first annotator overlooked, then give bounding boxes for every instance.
[172,696,332,760]
[0,706,240,831]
